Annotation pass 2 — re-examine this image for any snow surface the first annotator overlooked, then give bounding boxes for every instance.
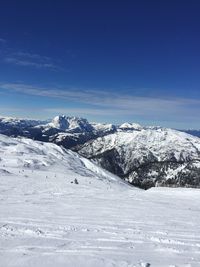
[0,134,200,267]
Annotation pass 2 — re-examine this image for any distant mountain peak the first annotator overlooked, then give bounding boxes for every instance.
[119,122,142,130]
[48,115,92,132]
[50,115,70,130]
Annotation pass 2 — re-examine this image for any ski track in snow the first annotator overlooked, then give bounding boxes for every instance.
[0,135,200,267]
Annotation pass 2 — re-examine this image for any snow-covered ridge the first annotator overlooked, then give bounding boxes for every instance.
[42,115,93,132]
[0,116,46,127]
[80,128,200,162]
[0,114,145,138]
[91,122,116,133]
[119,122,142,130]
[32,115,118,148]
[0,114,200,188]
[180,129,200,138]
[78,128,200,188]
[0,114,199,149]
[0,134,126,188]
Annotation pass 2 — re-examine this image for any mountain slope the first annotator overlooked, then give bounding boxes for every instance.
[0,116,46,138]
[4,115,115,147]
[0,115,200,189]
[0,134,200,267]
[0,133,126,188]
[77,128,200,189]
[181,129,200,138]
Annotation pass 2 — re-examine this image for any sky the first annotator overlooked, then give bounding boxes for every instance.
[0,0,200,129]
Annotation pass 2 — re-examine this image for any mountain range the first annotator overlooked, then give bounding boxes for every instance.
[0,115,200,189]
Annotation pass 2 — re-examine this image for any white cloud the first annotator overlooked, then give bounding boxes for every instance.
[0,40,66,71]
[43,107,127,116]
[4,51,66,71]
[5,57,53,68]
[0,82,200,122]
[14,52,50,60]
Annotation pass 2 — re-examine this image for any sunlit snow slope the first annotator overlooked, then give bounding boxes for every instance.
[0,134,200,267]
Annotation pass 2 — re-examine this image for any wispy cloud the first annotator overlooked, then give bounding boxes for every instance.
[0,82,200,122]
[43,107,125,116]
[4,57,57,69]
[0,39,67,71]
[0,38,6,43]
[14,52,50,60]
[3,51,66,71]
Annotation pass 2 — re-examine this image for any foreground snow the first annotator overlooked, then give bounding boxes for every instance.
[0,135,200,267]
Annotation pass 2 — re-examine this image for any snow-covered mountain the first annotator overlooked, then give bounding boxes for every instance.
[0,116,46,138]
[119,122,142,131]
[0,115,109,147]
[1,133,200,267]
[0,133,125,188]
[0,114,200,189]
[180,129,200,138]
[33,115,117,147]
[77,128,200,189]
[39,115,94,133]
[0,116,45,127]
[5,115,112,148]
[92,122,117,134]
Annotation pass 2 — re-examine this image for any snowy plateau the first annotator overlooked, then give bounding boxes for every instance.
[0,133,200,267]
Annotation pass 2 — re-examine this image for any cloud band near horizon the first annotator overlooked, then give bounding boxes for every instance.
[0,82,200,124]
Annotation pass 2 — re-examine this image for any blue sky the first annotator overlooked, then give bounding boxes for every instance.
[0,0,200,128]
